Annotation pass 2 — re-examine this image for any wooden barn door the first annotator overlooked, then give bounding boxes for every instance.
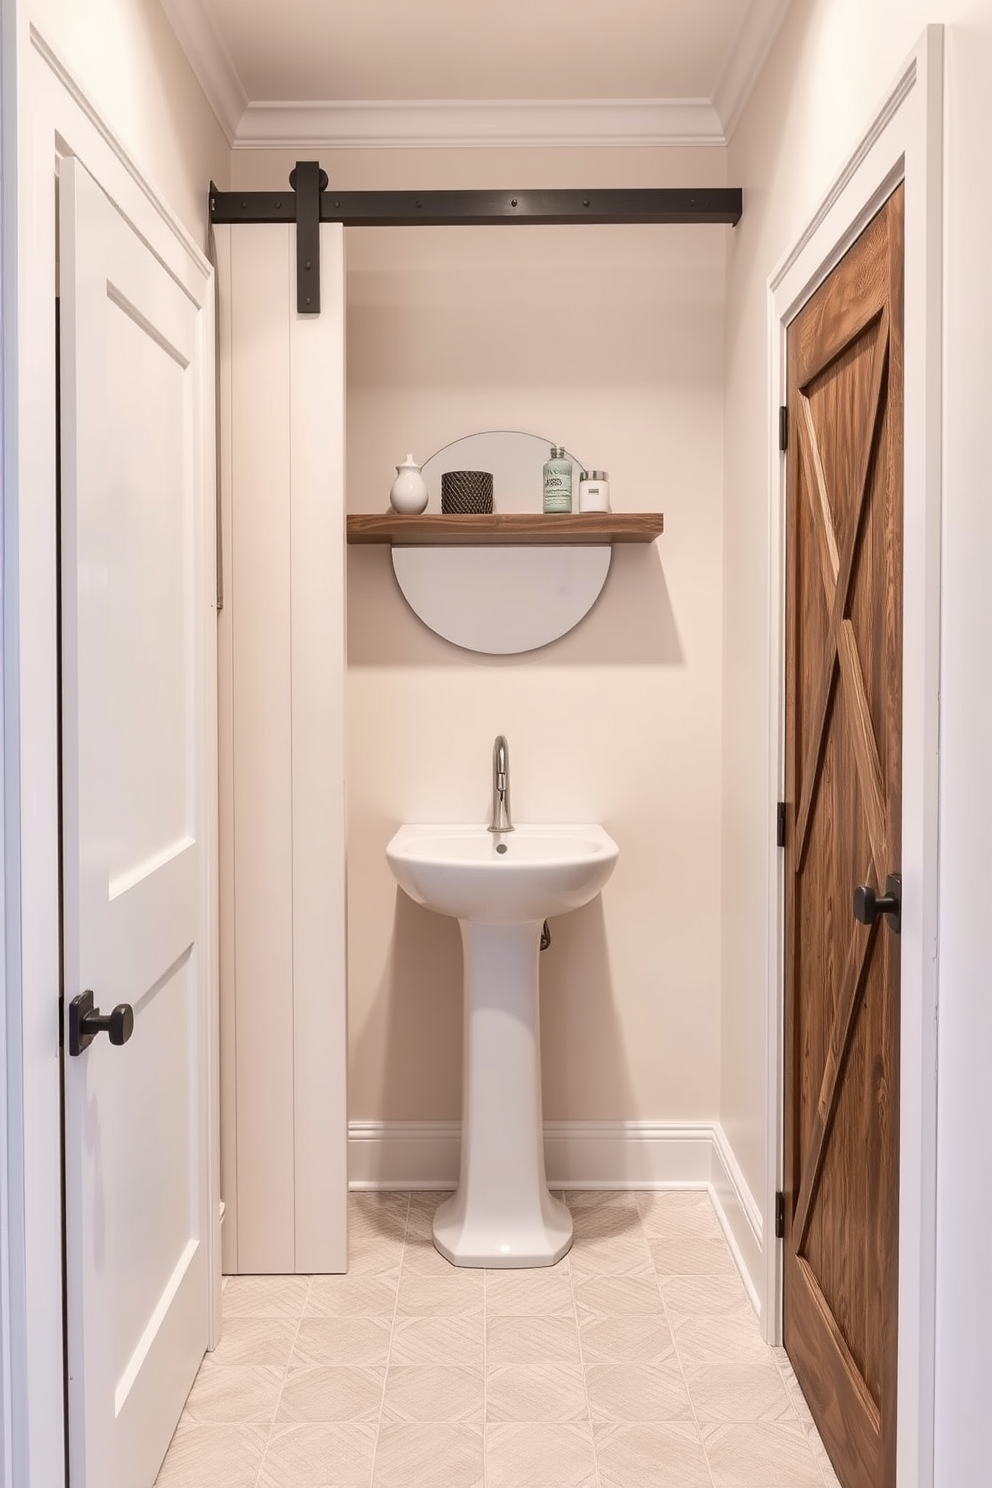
[783,185,904,1488]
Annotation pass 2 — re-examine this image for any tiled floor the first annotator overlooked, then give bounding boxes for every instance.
[155,1190,842,1488]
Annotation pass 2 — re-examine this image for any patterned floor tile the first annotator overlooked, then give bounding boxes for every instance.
[222,1275,311,1320]
[661,1273,753,1322]
[258,1422,376,1488]
[154,1423,268,1487]
[595,1421,712,1487]
[578,1312,676,1366]
[209,1317,298,1368]
[565,1190,640,1213]
[400,1235,463,1276]
[585,1362,694,1423]
[484,1267,573,1315]
[184,1362,284,1423]
[185,1197,844,1488]
[380,1365,484,1423]
[389,1314,484,1366]
[572,1273,665,1317]
[671,1312,768,1367]
[703,1421,823,1487]
[568,1232,655,1277]
[372,1423,484,1488]
[276,1366,385,1423]
[486,1361,588,1422]
[405,1193,452,1233]
[650,1235,742,1278]
[637,1192,723,1240]
[635,1188,712,1211]
[347,1233,406,1277]
[395,1271,483,1315]
[486,1315,581,1366]
[686,1358,799,1423]
[486,1422,597,1488]
[351,1192,409,1242]
[569,1204,644,1243]
[291,1317,392,1368]
[597,1416,713,1488]
[306,1272,399,1317]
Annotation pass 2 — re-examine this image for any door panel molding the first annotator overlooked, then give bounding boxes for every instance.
[764,27,943,1488]
[4,29,218,1486]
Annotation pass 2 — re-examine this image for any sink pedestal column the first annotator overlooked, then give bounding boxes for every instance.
[433,919,573,1268]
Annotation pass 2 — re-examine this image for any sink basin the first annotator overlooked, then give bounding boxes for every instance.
[386,820,619,1268]
[385,822,619,923]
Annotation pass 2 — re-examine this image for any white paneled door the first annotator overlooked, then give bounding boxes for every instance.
[59,156,214,1487]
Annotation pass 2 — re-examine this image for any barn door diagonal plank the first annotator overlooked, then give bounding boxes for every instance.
[793,311,890,879]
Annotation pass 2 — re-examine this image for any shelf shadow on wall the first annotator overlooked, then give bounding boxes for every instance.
[346,543,683,668]
[352,881,637,1189]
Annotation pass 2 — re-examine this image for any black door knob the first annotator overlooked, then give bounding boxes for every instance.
[853,873,902,935]
[68,990,135,1057]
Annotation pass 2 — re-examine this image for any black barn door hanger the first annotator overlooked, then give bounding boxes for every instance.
[209,162,744,317]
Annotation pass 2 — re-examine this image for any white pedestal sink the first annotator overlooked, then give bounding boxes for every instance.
[386,823,619,1267]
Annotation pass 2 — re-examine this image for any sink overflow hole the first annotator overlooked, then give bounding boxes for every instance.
[496,842,508,854]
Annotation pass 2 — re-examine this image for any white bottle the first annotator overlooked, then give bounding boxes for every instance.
[578,470,610,512]
[390,455,429,514]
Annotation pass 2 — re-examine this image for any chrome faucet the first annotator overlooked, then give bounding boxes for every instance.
[489,734,514,834]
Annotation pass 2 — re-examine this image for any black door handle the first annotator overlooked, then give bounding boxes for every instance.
[68,990,135,1056]
[853,873,901,935]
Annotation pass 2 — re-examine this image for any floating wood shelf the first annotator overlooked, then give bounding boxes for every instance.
[346,512,664,546]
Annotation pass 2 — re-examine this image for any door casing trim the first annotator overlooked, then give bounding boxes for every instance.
[764,26,943,1488]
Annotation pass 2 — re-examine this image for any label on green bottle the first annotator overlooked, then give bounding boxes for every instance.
[543,459,572,513]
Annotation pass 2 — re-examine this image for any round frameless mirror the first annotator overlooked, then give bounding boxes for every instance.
[420,430,584,514]
[391,430,612,656]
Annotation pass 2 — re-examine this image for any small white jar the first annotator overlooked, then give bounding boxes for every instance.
[578,470,610,513]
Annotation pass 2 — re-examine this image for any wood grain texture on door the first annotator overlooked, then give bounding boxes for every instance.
[783,185,904,1488]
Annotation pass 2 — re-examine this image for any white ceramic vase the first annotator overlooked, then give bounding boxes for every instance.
[390,454,429,514]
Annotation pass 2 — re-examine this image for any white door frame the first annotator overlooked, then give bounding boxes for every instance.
[1,23,220,1486]
[763,26,943,1488]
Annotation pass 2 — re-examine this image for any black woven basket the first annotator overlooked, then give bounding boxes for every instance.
[441,470,494,514]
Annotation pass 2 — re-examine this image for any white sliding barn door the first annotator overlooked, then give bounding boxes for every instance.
[60,155,215,1487]
[215,222,348,1274]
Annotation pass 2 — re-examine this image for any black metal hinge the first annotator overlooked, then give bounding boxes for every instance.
[775,1191,785,1240]
[777,801,786,848]
[779,405,788,453]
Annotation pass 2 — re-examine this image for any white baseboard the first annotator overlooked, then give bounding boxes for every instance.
[349,1120,462,1191]
[348,1119,765,1313]
[710,1124,763,1315]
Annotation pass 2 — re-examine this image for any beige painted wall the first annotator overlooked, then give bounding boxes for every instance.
[29,0,230,239]
[233,146,729,1127]
[722,1,992,1471]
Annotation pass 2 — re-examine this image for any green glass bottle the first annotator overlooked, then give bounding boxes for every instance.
[542,446,573,513]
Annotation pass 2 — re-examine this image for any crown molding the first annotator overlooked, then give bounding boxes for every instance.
[712,0,793,141]
[231,97,725,150]
[158,0,247,145]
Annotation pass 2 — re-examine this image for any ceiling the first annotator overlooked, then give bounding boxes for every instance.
[159,0,792,148]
